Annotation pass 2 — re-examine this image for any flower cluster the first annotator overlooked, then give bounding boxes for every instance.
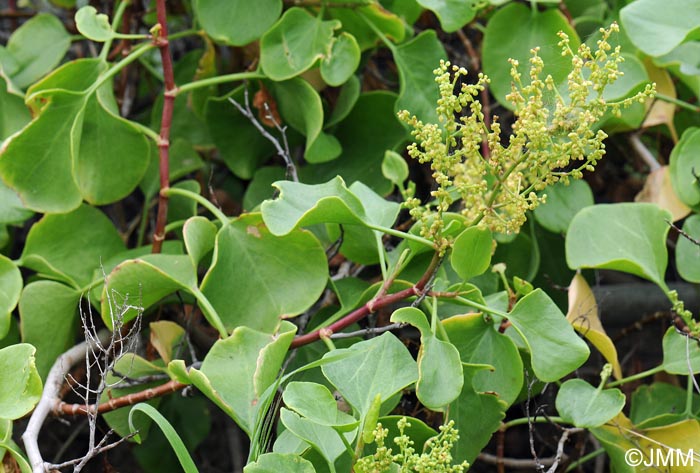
[399,23,655,242]
[355,418,468,472]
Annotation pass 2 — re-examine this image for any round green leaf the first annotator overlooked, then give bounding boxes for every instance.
[670,127,700,209]
[3,13,70,88]
[0,73,31,141]
[662,327,700,374]
[676,214,700,283]
[20,204,125,287]
[482,3,579,109]
[245,453,315,473]
[326,75,361,128]
[321,333,418,418]
[0,343,42,420]
[556,379,625,428]
[443,313,523,406]
[200,213,328,333]
[566,203,672,287]
[0,255,21,340]
[534,179,595,234]
[260,8,340,81]
[507,289,589,382]
[620,0,700,57]
[19,281,80,378]
[450,226,493,280]
[282,382,358,431]
[183,216,217,268]
[393,30,446,125]
[416,0,478,32]
[381,150,409,185]
[321,33,361,87]
[195,0,282,46]
[75,6,113,42]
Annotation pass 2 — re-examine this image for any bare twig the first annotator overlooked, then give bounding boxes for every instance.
[46,432,136,471]
[330,322,404,340]
[477,452,556,468]
[629,132,661,171]
[545,428,584,473]
[22,330,111,473]
[228,88,298,182]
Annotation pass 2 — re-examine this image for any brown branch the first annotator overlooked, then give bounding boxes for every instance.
[151,0,177,254]
[54,379,187,416]
[290,253,440,349]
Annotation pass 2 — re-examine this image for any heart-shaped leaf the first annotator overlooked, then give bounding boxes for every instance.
[244,453,315,473]
[662,327,700,374]
[283,382,358,431]
[566,203,672,288]
[556,379,625,428]
[200,213,328,333]
[75,6,114,42]
[534,180,594,234]
[320,33,361,87]
[260,8,340,81]
[450,226,493,280]
[321,332,418,419]
[0,343,42,420]
[416,0,478,32]
[195,0,282,46]
[0,256,21,340]
[507,289,589,382]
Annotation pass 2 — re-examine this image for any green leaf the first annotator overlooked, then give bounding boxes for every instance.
[556,379,625,428]
[283,382,358,431]
[631,382,700,425]
[482,3,579,108]
[381,150,409,185]
[0,73,31,140]
[193,322,296,435]
[260,8,340,81]
[677,215,700,282]
[0,13,70,88]
[415,0,478,32]
[204,86,275,180]
[279,408,353,472]
[195,0,282,46]
[20,204,125,288]
[443,313,523,406]
[0,343,42,420]
[533,180,594,234]
[620,0,700,57]
[321,33,361,87]
[129,403,198,473]
[507,289,589,381]
[390,307,464,410]
[183,216,217,268]
[72,90,151,205]
[100,254,216,330]
[308,92,406,194]
[0,92,84,212]
[245,453,316,473]
[566,203,672,287]
[449,365,507,464]
[270,78,341,163]
[662,327,700,374]
[450,226,493,280]
[670,127,700,209]
[392,30,445,125]
[329,4,405,51]
[321,332,418,418]
[326,75,361,128]
[200,213,327,333]
[19,281,80,379]
[75,6,114,42]
[0,255,21,340]
[0,180,33,226]
[262,176,399,236]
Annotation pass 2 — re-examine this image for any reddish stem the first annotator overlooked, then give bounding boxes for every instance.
[151,0,177,254]
[290,253,440,349]
[54,380,187,416]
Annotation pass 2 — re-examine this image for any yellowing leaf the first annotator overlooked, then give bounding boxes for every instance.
[635,166,691,222]
[566,273,622,379]
[643,60,678,142]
